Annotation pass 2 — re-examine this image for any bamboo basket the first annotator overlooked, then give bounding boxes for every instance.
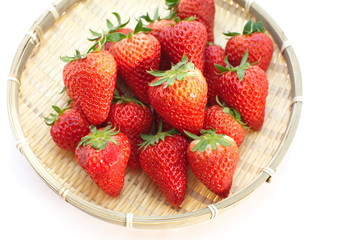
[7,0,302,229]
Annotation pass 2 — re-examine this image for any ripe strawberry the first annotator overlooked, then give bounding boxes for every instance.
[224,20,273,71]
[108,20,161,104]
[138,127,188,207]
[157,18,207,71]
[76,125,130,197]
[185,129,239,198]
[148,55,207,135]
[204,98,246,146]
[203,43,226,105]
[216,51,268,130]
[107,95,154,169]
[45,102,90,151]
[166,0,215,42]
[62,50,117,125]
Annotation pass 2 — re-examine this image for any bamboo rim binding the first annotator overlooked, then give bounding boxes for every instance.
[7,0,302,229]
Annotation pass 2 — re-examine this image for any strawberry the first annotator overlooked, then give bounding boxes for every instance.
[107,19,161,104]
[138,127,188,207]
[204,98,246,146]
[215,51,268,130]
[45,102,90,151]
[185,129,239,198]
[157,18,207,71]
[75,125,130,197]
[148,55,207,135]
[203,43,226,105]
[224,20,273,71]
[62,50,117,125]
[107,95,154,169]
[166,0,215,42]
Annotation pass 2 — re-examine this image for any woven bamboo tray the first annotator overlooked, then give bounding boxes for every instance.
[7,0,302,229]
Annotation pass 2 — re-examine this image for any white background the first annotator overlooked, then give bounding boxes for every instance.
[1,0,359,239]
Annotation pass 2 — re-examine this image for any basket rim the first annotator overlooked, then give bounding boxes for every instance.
[6,0,302,229]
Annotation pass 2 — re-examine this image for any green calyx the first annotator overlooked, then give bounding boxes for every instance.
[148,55,195,88]
[89,12,130,38]
[140,8,176,24]
[184,129,233,152]
[133,18,153,35]
[173,16,196,23]
[106,12,129,34]
[215,50,253,80]
[138,122,179,150]
[215,96,248,128]
[113,92,145,107]
[100,18,152,43]
[60,50,87,63]
[243,20,265,35]
[223,20,264,37]
[44,101,71,126]
[77,124,119,151]
[87,12,131,51]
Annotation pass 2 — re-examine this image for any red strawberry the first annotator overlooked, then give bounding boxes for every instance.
[204,99,246,146]
[157,19,207,71]
[203,43,226,105]
[107,96,154,169]
[148,55,207,135]
[108,20,161,104]
[225,20,273,71]
[62,50,117,125]
[216,51,268,130]
[75,125,130,197]
[185,129,239,198]
[138,127,188,207]
[45,102,90,151]
[166,0,215,42]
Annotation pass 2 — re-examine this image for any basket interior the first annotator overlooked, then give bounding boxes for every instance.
[18,0,292,217]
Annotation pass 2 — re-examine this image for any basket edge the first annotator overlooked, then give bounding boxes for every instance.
[6,0,303,229]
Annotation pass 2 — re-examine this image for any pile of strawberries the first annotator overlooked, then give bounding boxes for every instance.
[45,0,273,207]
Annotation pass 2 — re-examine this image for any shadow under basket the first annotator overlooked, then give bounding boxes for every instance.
[7,0,302,229]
